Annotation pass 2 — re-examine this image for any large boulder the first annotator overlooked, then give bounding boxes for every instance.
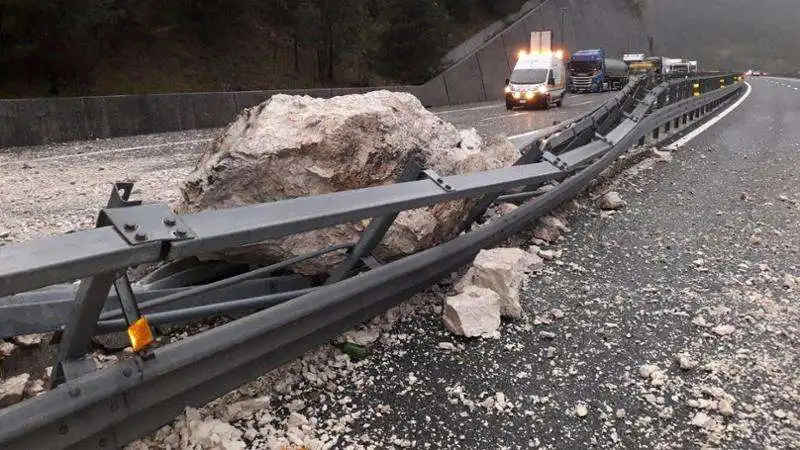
[176,90,518,273]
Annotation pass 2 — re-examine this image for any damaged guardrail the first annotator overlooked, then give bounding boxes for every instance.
[0,73,745,449]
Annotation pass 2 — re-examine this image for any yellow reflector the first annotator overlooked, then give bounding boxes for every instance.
[693,93,700,97]
[127,317,154,352]
[693,83,700,88]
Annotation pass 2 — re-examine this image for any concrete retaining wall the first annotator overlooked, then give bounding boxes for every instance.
[0,0,646,148]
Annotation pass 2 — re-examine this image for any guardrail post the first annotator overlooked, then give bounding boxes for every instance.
[52,272,116,386]
[324,160,424,284]
[52,182,156,387]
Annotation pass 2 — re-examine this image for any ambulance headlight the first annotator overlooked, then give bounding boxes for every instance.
[525,91,535,99]
[513,91,522,99]
[504,85,512,93]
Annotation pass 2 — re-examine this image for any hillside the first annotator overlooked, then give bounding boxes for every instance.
[642,0,800,73]
[0,0,530,98]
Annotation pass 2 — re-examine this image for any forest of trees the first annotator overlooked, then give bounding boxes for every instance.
[0,0,528,97]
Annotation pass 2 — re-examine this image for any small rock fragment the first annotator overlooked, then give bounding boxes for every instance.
[650,149,673,162]
[0,373,31,407]
[675,353,699,370]
[0,341,15,357]
[778,194,789,202]
[616,409,626,419]
[783,274,798,290]
[712,324,736,336]
[551,309,565,320]
[639,364,659,379]
[575,403,588,417]
[13,334,46,347]
[539,331,556,340]
[495,203,518,216]
[718,399,734,417]
[442,286,502,338]
[456,248,533,318]
[341,327,381,347]
[691,412,714,429]
[24,379,45,398]
[599,192,626,210]
[538,249,557,261]
[533,225,561,243]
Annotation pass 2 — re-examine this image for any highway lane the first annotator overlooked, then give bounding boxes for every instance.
[432,91,614,143]
[220,79,800,448]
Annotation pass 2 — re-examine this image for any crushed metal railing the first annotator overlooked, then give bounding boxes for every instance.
[0,73,745,450]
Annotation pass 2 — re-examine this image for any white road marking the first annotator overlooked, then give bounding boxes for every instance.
[507,129,550,141]
[480,112,528,122]
[570,99,597,106]
[434,103,500,115]
[665,82,752,150]
[2,138,213,165]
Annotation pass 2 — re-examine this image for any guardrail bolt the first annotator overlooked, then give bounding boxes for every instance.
[174,228,188,238]
[59,425,69,435]
[122,366,132,377]
[69,387,81,397]
[123,223,137,232]
[135,232,148,242]
[163,217,177,227]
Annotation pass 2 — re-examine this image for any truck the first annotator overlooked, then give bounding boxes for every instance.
[567,49,629,93]
[503,31,566,110]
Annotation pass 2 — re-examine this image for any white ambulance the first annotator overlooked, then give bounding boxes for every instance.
[504,50,566,110]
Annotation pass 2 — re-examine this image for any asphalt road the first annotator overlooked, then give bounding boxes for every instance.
[191,78,799,449]
[431,92,614,145]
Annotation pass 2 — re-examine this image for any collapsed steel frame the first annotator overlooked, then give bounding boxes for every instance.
[0,73,745,449]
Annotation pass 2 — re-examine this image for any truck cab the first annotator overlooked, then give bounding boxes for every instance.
[567,49,628,93]
[504,51,566,110]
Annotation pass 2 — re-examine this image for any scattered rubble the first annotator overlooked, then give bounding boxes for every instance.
[179,407,246,450]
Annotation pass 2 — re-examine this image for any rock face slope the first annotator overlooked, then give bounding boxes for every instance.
[177,90,519,273]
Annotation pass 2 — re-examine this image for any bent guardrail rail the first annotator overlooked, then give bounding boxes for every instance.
[0,73,745,449]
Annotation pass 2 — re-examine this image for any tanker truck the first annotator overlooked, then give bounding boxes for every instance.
[567,49,629,93]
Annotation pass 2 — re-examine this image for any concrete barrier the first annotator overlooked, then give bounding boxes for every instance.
[477,38,513,101]
[443,55,487,105]
[0,0,647,148]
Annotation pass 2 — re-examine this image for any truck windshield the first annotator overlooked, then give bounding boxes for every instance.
[509,69,548,84]
[570,61,601,73]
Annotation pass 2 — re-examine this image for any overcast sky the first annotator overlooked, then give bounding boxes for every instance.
[643,0,800,72]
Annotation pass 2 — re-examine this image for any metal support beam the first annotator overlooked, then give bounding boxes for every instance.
[52,271,116,387]
[325,161,424,284]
